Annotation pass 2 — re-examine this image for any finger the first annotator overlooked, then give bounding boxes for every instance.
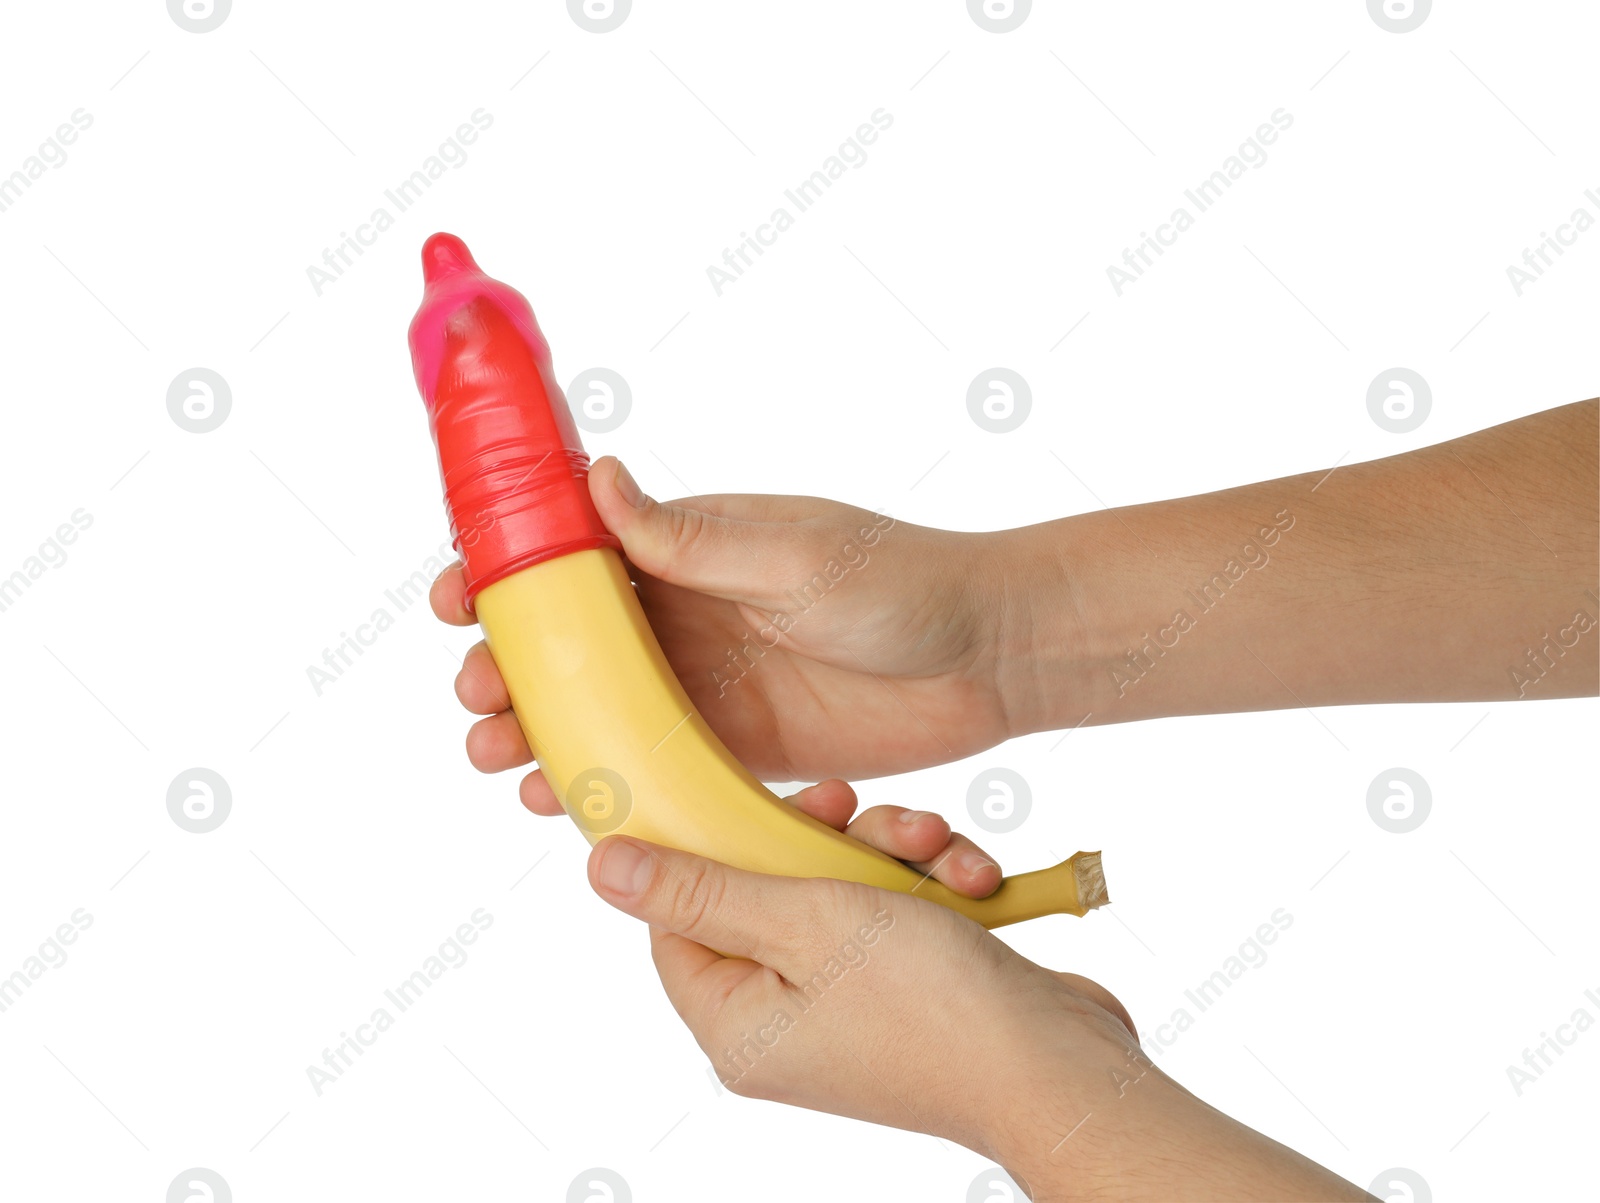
[429,562,476,626]
[588,456,802,607]
[454,641,510,714]
[669,493,835,524]
[782,779,860,831]
[589,837,836,971]
[648,925,774,1037]
[899,831,1001,899]
[464,711,533,773]
[518,768,564,816]
[841,804,954,865]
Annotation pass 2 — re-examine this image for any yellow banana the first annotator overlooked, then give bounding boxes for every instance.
[408,233,1107,930]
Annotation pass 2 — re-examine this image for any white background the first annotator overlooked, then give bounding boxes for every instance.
[1,2,1595,1200]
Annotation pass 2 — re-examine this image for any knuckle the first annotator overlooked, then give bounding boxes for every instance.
[661,504,709,554]
[672,858,730,939]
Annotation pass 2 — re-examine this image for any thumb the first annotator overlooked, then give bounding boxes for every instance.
[588,456,772,604]
[588,836,821,967]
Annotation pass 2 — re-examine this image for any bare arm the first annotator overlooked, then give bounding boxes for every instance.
[994,399,1599,734]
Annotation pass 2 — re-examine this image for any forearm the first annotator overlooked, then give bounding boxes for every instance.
[990,1057,1371,1202]
[993,399,1599,733]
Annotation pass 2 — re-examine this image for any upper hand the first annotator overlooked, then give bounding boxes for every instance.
[431,456,1018,784]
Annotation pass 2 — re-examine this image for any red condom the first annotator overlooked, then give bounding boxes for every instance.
[408,233,619,606]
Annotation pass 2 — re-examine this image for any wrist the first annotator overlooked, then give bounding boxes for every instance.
[975,1039,1170,1202]
[977,518,1115,740]
[984,1050,1371,1203]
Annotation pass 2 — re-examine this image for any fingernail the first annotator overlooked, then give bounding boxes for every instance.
[597,839,653,897]
[612,461,649,508]
[898,810,935,825]
[960,851,998,876]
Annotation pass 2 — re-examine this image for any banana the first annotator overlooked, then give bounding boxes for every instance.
[407,233,1107,930]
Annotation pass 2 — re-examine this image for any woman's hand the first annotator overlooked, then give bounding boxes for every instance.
[587,838,1372,1203]
[433,455,1029,787]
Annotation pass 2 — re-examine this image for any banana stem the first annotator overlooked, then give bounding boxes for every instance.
[944,851,1108,928]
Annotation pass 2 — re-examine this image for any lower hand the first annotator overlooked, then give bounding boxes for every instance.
[587,838,1371,1203]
